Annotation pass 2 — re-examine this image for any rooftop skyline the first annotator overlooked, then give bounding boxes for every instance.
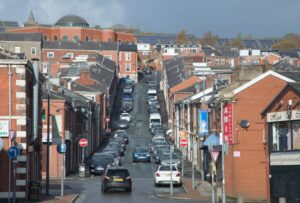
[0,0,299,38]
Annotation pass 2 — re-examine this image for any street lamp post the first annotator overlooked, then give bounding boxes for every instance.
[45,59,52,196]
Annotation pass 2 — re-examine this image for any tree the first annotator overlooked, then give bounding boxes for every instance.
[272,33,300,50]
[198,31,219,47]
[229,33,244,49]
[176,30,188,44]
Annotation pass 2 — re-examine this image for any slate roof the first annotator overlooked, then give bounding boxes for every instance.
[278,50,300,58]
[137,33,197,45]
[119,43,137,52]
[217,38,280,50]
[164,57,186,88]
[0,32,41,41]
[43,41,100,50]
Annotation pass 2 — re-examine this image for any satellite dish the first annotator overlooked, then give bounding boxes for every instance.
[240,120,250,129]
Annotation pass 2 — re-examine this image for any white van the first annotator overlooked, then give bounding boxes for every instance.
[149,113,161,129]
[147,89,157,100]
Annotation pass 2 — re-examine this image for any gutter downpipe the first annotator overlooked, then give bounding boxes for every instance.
[32,59,39,183]
[8,64,12,203]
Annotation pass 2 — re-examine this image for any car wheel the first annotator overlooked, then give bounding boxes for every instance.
[154,182,159,187]
[127,188,132,193]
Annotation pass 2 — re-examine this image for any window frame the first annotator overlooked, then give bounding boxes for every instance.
[31,47,37,55]
[125,63,131,72]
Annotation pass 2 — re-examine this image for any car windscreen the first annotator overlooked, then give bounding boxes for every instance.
[92,155,111,164]
[151,119,160,123]
[135,148,148,153]
[107,169,129,177]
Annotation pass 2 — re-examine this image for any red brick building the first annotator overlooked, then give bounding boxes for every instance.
[222,70,295,201]
[0,51,44,201]
[9,14,137,43]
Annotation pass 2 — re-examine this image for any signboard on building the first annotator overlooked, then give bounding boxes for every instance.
[0,120,9,137]
[267,110,300,122]
[223,103,233,144]
[270,152,300,166]
[198,110,208,137]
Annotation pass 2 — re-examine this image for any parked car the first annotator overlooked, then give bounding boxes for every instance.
[160,153,181,169]
[153,145,170,157]
[121,102,133,112]
[143,66,152,74]
[106,141,125,156]
[114,131,129,144]
[149,140,167,153]
[101,151,122,166]
[148,106,159,114]
[103,146,122,157]
[102,167,132,193]
[120,112,131,122]
[132,147,151,163]
[122,93,133,103]
[116,119,129,129]
[154,148,170,164]
[108,139,126,152]
[154,165,182,186]
[123,85,133,94]
[89,153,114,175]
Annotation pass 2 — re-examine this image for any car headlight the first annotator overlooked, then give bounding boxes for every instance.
[134,154,138,157]
[161,162,167,165]
[146,154,150,157]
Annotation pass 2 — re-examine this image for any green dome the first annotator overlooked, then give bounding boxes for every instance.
[55,15,89,27]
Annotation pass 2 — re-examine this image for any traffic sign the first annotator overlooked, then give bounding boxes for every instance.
[7,146,20,158]
[79,138,88,148]
[105,118,110,123]
[180,138,188,148]
[57,143,67,154]
[210,150,219,162]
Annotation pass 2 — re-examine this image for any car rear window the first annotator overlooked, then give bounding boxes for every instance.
[107,169,130,177]
[159,165,177,171]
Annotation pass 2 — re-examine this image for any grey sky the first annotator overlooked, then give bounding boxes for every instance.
[0,0,299,38]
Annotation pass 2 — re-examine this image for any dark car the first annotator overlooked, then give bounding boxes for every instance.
[122,93,133,103]
[89,153,114,175]
[107,141,125,156]
[143,67,152,74]
[102,167,132,193]
[148,106,159,114]
[121,102,133,112]
[114,131,129,144]
[132,147,151,162]
[103,146,122,157]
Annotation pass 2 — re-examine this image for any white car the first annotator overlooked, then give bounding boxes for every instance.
[120,113,131,122]
[154,165,182,186]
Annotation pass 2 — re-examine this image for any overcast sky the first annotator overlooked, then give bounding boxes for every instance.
[0,0,299,38]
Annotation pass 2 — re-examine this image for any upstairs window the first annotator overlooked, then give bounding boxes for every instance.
[31,47,37,55]
[125,52,131,61]
[47,52,54,59]
[125,63,131,72]
[62,35,68,41]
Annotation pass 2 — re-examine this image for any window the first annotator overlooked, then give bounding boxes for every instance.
[191,49,196,53]
[215,59,219,65]
[94,37,98,42]
[143,51,149,56]
[221,58,225,65]
[206,57,211,63]
[118,53,122,61]
[14,47,21,53]
[31,47,37,55]
[47,52,54,59]
[66,52,73,59]
[43,35,48,41]
[42,63,48,74]
[53,35,58,41]
[125,63,131,72]
[125,52,131,61]
[73,35,80,43]
[104,55,112,60]
[85,35,90,42]
[62,35,68,41]
[271,121,300,152]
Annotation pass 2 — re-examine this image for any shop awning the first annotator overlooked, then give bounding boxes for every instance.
[201,133,220,150]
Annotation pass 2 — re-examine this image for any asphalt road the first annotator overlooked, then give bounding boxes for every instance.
[65,74,201,203]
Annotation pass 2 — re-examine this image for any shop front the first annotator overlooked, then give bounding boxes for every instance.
[267,110,300,203]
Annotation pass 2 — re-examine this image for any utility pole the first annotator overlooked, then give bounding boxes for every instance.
[46,59,51,196]
[221,102,226,203]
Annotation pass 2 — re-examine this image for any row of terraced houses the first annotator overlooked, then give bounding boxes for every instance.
[0,11,299,202]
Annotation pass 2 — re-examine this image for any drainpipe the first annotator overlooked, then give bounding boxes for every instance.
[32,59,39,182]
[8,63,12,203]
